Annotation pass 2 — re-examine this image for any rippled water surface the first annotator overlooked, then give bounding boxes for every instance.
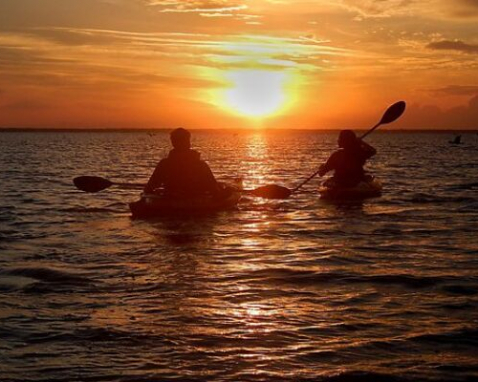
[1,130,478,382]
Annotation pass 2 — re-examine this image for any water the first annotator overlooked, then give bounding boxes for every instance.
[1,130,477,382]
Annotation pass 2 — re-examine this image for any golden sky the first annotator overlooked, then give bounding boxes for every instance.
[0,0,477,129]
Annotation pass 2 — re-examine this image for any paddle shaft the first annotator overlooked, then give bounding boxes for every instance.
[113,182,145,189]
[75,175,260,194]
[111,180,262,193]
[115,183,260,193]
[359,122,381,140]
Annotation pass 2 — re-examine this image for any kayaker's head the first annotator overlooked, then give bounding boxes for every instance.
[170,128,191,150]
[338,130,358,150]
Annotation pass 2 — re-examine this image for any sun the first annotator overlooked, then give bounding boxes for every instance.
[223,69,288,118]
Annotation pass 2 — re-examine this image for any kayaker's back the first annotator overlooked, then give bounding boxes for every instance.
[325,149,368,187]
[144,128,219,197]
[155,149,217,196]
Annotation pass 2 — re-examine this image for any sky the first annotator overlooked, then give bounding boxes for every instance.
[0,0,477,129]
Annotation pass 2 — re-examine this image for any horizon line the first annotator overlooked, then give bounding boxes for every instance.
[1,127,477,133]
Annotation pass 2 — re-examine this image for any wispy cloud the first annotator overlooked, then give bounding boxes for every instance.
[159,5,247,14]
[338,0,478,19]
[339,0,414,18]
[432,85,478,95]
[144,0,250,18]
[427,40,478,53]
[0,27,348,96]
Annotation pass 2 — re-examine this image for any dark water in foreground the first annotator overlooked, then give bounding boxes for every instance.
[1,130,478,382]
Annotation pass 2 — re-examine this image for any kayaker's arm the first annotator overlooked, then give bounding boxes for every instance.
[144,159,167,193]
[358,139,376,159]
[318,164,329,177]
[318,152,339,177]
[197,161,220,193]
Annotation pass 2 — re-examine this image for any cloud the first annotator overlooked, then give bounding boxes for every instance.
[426,0,478,18]
[338,0,478,19]
[463,0,478,5]
[399,95,478,128]
[22,28,120,46]
[339,0,416,18]
[0,99,51,111]
[145,0,478,21]
[145,0,247,14]
[0,27,344,103]
[443,0,478,17]
[160,5,247,14]
[139,0,266,21]
[427,40,478,53]
[432,85,478,96]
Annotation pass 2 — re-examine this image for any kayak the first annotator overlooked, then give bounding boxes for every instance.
[319,177,383,201]
[129,181,242,219]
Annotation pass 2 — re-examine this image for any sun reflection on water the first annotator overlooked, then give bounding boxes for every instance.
[242,133,270,190]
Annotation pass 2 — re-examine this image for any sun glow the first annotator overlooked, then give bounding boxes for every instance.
[222,69,290,118]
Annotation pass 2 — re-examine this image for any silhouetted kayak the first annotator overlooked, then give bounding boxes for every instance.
[319,177,383,200]
[129,181,242,219]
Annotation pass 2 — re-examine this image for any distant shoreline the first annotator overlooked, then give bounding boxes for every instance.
[1,128,477,133]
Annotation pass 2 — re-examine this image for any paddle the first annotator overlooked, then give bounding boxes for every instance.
[359,100,406,140]
[73,175,285,196]
[247,101,407,200]
[73,176,145,193]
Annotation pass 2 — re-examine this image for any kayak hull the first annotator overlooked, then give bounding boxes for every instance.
[319,178,383,201]
[129,183,241,219]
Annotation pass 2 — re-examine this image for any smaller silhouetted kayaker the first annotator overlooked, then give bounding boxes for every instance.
[144,128,220,196]
[449,135,462,144]
[318,130,377,187]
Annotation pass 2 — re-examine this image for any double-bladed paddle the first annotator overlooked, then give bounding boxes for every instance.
[73,175,280,196]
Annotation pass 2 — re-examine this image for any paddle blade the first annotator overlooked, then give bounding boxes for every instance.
[248,185,292,199]
[379,101,406,125]
[73,176,113,193]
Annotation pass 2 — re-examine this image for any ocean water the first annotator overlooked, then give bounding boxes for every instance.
[1,130,477,382]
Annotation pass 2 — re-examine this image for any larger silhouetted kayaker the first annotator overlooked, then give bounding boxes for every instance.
[318,130,376,188]
[144,128,220,196]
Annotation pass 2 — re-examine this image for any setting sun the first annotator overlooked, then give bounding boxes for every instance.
[220,69,293,118]
[224,70,286,118]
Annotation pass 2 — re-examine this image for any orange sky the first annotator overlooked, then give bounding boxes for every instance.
[0,0,477,129]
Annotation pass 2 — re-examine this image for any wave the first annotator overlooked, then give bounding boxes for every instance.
[319,371,410,382]
[441,284,478,296]
[246,268,472,289]
[61,206,118,214]
[410,327,478,347]
[25,326,166,346]
[409,193,477,204]
[446,181,478,191]
[0,372,466,382]
[0,267,91,284]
